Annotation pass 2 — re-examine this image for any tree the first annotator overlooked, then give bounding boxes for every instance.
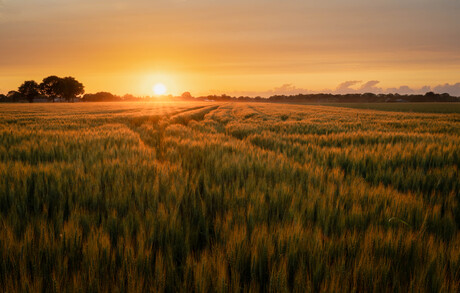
[59,77,84,102]
[18,80,40,103]
[82,92,121,102]
[7,91,22,101]
[181,92,193,100]
[39,75,61,102]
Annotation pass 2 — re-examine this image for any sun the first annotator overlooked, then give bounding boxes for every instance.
[153,83,167,96]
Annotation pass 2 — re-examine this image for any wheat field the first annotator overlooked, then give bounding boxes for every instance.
[0,102,459,292]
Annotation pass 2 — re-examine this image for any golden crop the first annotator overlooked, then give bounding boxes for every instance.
[0,101,458,292]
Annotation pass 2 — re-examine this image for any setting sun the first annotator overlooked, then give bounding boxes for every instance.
[153,83,167,96]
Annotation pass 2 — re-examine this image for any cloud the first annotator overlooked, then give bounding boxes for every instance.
[225,80,460,97]
[358,80,382,93]
[335,80,361,94]
[432,83,460,96]
[271,84,312,95]
[385,85,430,95]
[386,86,415,95]
[227,83,313,97]
[333,81,459,96]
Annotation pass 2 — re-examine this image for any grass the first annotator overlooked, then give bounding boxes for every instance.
[0,101,459,292]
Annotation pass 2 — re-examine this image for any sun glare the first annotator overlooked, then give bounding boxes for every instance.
[153,83,167,96]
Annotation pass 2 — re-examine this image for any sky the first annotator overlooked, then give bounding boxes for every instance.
[1,0,460,97]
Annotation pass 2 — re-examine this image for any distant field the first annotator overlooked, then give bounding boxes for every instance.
[0,102,459,292]
[318,102,460,113]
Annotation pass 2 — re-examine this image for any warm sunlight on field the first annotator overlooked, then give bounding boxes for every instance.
[0,102,458,292]
[2,0,459,291]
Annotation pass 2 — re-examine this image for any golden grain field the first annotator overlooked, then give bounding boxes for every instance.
[0,101,459,292]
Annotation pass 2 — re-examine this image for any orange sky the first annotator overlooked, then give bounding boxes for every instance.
[1,0,459,96]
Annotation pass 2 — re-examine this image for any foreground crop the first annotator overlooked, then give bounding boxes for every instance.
[0,102,459,292]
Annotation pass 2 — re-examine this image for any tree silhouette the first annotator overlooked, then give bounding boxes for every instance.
[181,92,193,100]
[18,80,40,103]
[39,75,61,102]
[7,91,22,100]
[82,92,121,102]
[59,77,84,102]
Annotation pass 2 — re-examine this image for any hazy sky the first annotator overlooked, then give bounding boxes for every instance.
[1,0,459,96]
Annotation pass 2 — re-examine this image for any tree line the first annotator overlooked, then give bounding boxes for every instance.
[1,76,84,103]
[191,92,460,103]
[1,76,460,103]
[0,77,151,103]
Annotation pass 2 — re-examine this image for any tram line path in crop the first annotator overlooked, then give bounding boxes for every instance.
[0,101,459,292]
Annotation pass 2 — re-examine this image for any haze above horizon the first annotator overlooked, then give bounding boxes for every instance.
[1,0,459,96]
